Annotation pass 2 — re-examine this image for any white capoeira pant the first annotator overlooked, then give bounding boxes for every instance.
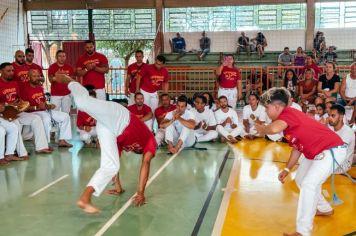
[218,88,238,108]
[0,118,28,157]
[216,124,243,139]
[155,128,166,145]
[95,88,106,101]
[294,145,347,236]
[195,129,218,142]
[0,126,5,159]
[68,81,130,197]
[165,124,195,148]
[17,112,48,151]
[78,128,97,144]
[140,89,159,114]
[32,110,72,142]
[51,94,72,114]
[144,120,153,131]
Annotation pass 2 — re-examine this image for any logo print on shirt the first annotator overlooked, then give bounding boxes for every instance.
[224,71,237,80]
[151,76,164,86]
[123,142,143,153]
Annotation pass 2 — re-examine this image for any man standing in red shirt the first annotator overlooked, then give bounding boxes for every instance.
[25,48,44,78]
[12,50,30,84]
[137,55,169,113]
[125,50,147,105]
[76,40,109,100]
[48,50,74,114]
[216,54,242,108]
[127,92,153,131]
[255,87,347,236]
[154,93,176,146]
[53,74,157,213]
[20,69,72,148]
[0,63,51,154]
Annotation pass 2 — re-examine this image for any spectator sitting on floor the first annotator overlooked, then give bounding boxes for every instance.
[171,32,186,60]
[160,95,196,154]
[202,92,217,111]
[246,68,262,99]
[215,96,243,143]
[324,46,338,64]
[339,63,356,124]
[242,93,267,139]
[192,95,218,143]
[317,62,340,103]
[236,32,251,56]
[154,93,176,146]
[197,31,210,61]
[251,32,267,59]
[314,103,328,125]
[328,104,355,172]
[283,69,298,94]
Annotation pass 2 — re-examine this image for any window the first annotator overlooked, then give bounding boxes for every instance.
[28,9,156,41]
[315,1,356,28]
[164,4,306,32]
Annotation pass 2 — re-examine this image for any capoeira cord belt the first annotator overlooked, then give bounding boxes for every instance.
[330,146,356,205]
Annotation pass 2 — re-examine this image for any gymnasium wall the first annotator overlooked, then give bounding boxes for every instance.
[163,28,356,53]
[0,0,26,63]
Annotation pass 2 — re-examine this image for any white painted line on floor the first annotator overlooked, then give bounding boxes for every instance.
[28,174,69,198]
[95,151,181,236]
[211,145,241,236]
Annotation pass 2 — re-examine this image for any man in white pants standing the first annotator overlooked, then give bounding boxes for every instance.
[125,50,147,105]
[255,87,347,236]
[20,70,72,148]
[137,55,169,113]
[76,40,109,100]
[191,95,218,142]
[215,96,243,143]
[48,50,74,114]
[216,54,242,108]
[160,95,196,154]
[53,74,157,213]
[0,63,52,154]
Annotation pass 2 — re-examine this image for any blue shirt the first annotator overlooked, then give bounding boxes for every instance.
[172,37,186,50]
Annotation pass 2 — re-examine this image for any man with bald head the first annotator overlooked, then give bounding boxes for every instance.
[0,62,51,153]
[20,69,72,147]
[12,50,30,84]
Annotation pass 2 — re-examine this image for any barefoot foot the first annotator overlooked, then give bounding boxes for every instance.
[77,200,100,214]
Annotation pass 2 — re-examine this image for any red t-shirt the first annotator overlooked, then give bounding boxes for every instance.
[27,63,44,77]
[48,63,74,96]
[0,78,20,103]
[76,52,108,89]
[154,104,176,121]
[12,62,31,84]
[77,111,96,127]
[278,107,344,159]
[116,113,157,156]
[19,83,46,111]
[127,63,146,93]
[127,104,152,119]
[219,66,241,88]
[301,64,321,80]
[139,64,169,93]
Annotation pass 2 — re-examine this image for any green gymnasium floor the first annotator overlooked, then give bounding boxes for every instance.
[0,129,355,236]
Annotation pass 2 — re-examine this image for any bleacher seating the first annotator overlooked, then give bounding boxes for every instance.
[162,50,355,68]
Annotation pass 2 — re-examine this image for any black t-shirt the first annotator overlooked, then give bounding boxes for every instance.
[318,74,340,90]
[238,36,249,46]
